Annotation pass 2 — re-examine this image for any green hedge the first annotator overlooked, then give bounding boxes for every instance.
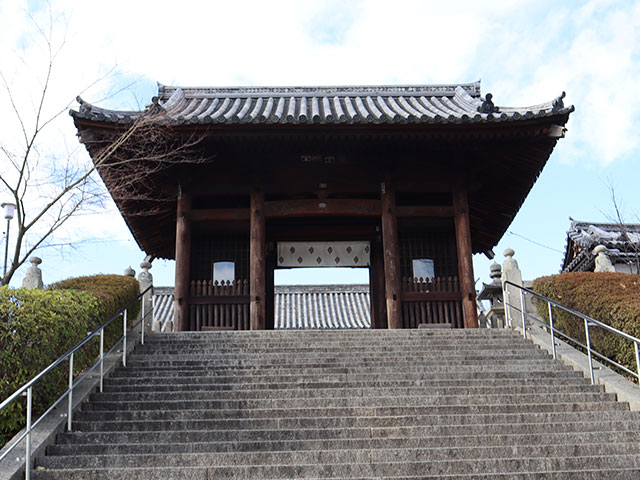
[1,275,140,446]
[50,275,140,349]
[532,272,640,376]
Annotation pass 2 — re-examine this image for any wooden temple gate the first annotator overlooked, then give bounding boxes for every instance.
[174,185,475,331]
[71,82,572,332]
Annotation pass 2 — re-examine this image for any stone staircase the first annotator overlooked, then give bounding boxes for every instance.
[33,329,640,479]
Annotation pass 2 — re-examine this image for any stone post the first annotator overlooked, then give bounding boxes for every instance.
[22,257,43,289]
[138,261,154,335]
[487,262,506,328]
[593,245,615,272]
[501,248,524,330]
[123,266,135,277]
[477,261,506,328]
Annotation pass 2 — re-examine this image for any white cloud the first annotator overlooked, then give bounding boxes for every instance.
[2,0,640,284]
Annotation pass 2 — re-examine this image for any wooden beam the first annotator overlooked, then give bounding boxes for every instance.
[268,224,377,241]
[453,188,478,328]
[190,208,249,222]
[188,202,454,223]
[381,180,403,329]
[401,292,462,302]
[189,295,250,305]
[250,188,266,330]
[264,199,381,218]
[396,206,454,218]
[174,190,191,331]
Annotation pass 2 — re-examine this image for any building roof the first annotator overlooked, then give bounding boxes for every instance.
[72,82,572,126]
[561,220,640,272]
[71,81,573,260]
[152,285,371,330]
[275,284,371,329]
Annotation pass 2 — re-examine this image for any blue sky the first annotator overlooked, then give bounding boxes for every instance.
[1,0,639,288]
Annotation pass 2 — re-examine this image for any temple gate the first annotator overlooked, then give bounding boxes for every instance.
[71,82,572,331]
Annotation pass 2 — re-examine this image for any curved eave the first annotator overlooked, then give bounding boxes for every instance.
[71,84,573,260]
[70,84,574,128]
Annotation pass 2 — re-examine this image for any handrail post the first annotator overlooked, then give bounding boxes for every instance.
[502,282,511,329]
[519,289,527,339]
[504,294,511,328]
[67,353,74,431]
[25,386,32,480]
[122,309,128,367]
[152,294,156,332]
[634,341,640,386]
[141,298,145,345]
[584,318,595,384]
[99,329,104,393]
[547,302,557,360]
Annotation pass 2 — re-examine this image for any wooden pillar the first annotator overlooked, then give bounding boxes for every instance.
[453,188,478,328]
[250,188,266,330]
[369,233,387,329]
[265,242,276,330]
[174,189,191,332]
[381,181,403,329]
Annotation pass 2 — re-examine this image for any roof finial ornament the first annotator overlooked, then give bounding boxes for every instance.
[477,93,500,114]
[146,95,164,115]
[552,92,566,112]
[76,96,92,114]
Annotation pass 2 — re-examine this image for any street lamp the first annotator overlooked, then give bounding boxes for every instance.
[2,202,16,278]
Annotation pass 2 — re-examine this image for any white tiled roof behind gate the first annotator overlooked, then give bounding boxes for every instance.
[152,285,371,330]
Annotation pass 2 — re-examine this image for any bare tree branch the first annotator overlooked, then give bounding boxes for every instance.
[0,4,210,286]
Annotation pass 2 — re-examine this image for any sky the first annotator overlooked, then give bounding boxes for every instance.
[0,0,639,289]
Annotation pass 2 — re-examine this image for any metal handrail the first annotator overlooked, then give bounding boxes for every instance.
[502,280,640,386]
[0,285,153,478]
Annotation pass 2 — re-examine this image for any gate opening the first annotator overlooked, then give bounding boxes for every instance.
[273,240,372,329]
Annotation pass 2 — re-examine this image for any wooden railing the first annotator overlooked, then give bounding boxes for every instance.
[401,276,463,328]
[188,279,250,331]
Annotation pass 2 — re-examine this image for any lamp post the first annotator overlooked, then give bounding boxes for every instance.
[2,202,16,278]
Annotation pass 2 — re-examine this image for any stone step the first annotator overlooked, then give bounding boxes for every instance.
[103,373,589,388]
[122,361,555,372]
[148,329,517,338]
[133,342,537,352]
[138,338,530,347]
[71,409,637,432]
[137,339,532,349]
[87,390,616,405]
[79,398,627,418]
[35,329,640,478]
[100,382,600,395]
[132,345,543,354]
[56,418,640,446]
[77,400,633,422]
[37,443,640,469]
[126,351,551,363]
[47,428,640,455]
[30,467,640,480]
[108,368,582,382]
[134,341,543,351]
[33,454,640,477]
[108,364,572,377]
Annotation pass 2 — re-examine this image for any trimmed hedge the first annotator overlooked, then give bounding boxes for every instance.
[532,272,640,376]
[1,275,140,446]
[50,275,140,349]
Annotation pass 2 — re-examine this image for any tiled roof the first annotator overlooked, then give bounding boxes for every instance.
[562,220,640,272]
[275,285,370,329]
[151,285,371,331]
[152,287,175,332]
[72,82,572,126]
